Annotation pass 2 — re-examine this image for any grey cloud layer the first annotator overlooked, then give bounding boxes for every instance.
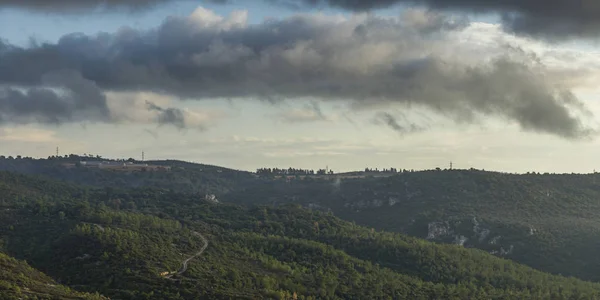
[214,0,600,39]
[0,8,593,138]
[3,0,597,39]
[0,70,111,125]
[0,69,195,129]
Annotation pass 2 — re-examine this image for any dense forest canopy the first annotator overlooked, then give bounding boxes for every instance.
[0,252,106,300]
[2,169,600,299]
[225,169,600,281]
[4,157,600,298]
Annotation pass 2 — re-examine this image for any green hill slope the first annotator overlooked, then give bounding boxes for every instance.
[223,169,600,281]
[2,172,600,299]
[0,252,106,300]
[5,157,600,283]
[0,156,253,194]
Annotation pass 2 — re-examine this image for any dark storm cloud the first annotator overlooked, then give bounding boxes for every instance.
[1,0,597,39]
[0,68,192,128]
[145,101,188,129]
[421,0,600,39]
[0,70,112,124]
[0,8,593,138]
[203,0,600,39]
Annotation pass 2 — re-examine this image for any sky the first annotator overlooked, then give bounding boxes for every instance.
[1,0,600,173]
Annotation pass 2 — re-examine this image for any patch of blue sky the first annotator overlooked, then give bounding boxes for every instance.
[0,0,509,47]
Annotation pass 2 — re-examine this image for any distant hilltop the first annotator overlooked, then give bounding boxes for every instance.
[256,167,404,180]
[63,160,171,172]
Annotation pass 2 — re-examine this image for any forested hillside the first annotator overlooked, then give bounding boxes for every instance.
[6,156,600,286]
[0,156,254,194]
[2,171,600,299]
[223,169,600,282]
[0,252,106,299]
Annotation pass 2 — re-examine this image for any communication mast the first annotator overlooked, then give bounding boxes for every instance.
[142,151,145,162]
[450,161,453,170]
[56,147,59,157]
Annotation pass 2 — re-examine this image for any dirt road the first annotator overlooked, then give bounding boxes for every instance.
[165,231,208,279]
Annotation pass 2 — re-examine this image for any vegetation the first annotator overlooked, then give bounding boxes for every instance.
[0,155,254,194]
[256,167,334,176]
[2,171,600,299]
[0,252,106,299]
[216,169,600,281]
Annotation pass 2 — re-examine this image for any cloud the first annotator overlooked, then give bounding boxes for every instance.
[374,112,423,134]
[2,0,599,40]
[0,7,595,138]
[274,102,338,123]
[145,101,187,129]
[0,0,177,12]
[209,0,600,40]
[0,70,111,125]
[0,72,213,129]
[106,91,226,129]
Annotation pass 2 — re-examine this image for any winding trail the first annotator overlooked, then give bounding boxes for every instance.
[165,231,208,279]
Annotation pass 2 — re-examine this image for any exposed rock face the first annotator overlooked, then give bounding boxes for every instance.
[529,226,537,236]
[473,217,491,242]
[425,222,470,247]
[489,236,502,245]
[420,217,519,254]
[205,194,219,203]
[492,245,514,256]
[318,188,522,257]
[454,235,468,246]
[427,221,452,240]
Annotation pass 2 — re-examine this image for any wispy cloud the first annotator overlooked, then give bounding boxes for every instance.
[273,102,339,123]
[373,112,424,135]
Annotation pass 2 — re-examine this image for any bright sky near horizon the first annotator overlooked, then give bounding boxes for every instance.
[1,0,600,173]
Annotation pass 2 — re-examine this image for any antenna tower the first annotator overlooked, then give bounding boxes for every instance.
[56,147,59,157]
[142,151,145,162]
[450,161,453,170]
